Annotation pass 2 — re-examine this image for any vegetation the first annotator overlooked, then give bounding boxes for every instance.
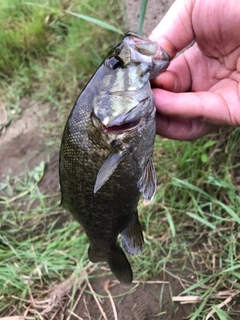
[0,0,124,131]
[0,0,239,319]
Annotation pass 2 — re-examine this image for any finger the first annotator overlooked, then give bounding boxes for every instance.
[152,44,218,92]
[153,89,236,126]
[149,0,195,58]
[156,114,217,140]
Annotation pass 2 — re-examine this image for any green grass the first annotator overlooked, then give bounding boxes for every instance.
[1,133,239,318]
[0,163,88,308]
[133,130,240,319]
[138,0,148,34]
[0,0,124,132]
[1,0,240,319]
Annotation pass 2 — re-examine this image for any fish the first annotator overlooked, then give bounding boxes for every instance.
[59,32,170,284]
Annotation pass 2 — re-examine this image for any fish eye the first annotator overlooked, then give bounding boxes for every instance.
[105,57,122,70]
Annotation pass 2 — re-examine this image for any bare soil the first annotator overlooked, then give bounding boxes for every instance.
[0,98,59,193]
[70,275,191,320]
[71,279,189,320]
[124,0,175,36]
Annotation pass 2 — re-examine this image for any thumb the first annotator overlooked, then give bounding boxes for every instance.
[149,0,195,58]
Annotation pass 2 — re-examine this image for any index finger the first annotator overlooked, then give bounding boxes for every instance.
[148,0,195,58]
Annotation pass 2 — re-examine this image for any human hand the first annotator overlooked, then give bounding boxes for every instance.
[149,0,240,140]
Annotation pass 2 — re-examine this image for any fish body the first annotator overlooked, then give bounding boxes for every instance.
[59,32,170,283]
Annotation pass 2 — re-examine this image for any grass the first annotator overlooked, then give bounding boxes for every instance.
[138,0,148,34]
[138,130,240,318]
[0,0,124,132]
[0,0,240,319]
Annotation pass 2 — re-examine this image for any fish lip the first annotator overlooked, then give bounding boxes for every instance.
[152,46,170,70]
[153,45,170,62]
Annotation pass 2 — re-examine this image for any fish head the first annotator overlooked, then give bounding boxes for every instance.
[92,32,170,137]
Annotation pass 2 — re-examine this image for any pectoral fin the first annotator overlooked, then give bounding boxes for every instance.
[137,157,156,203]
[94,145,129,193]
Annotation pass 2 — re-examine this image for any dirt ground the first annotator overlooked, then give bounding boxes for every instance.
[124,0,174,36]
[69,274,192,320]
[1,1,228,320]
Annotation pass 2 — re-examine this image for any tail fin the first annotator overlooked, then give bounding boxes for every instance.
[107,246,133,284]
[88,245,133,284]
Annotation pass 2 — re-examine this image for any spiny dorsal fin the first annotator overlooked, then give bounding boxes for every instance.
[94,145,129,193]
[137,157,156,203]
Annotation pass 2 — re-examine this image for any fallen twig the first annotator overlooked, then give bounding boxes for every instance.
[86,278,108,320]
[104,280,118,320]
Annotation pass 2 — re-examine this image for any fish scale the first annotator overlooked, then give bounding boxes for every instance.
[59,32,170,283]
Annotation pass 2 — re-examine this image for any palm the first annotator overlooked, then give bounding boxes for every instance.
[184,43,240,126]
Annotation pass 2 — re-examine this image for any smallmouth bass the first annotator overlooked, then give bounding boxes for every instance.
[59,32,170,283]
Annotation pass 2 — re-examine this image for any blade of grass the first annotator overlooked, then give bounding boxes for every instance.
[65,10,123,34]
[166,209,176,237]
[24,3,123,34]
[220,264,240,274]
[137,0,148,34]
[216,201,240,224]
[181,274,215,295]
[189,298,208,320]
[212,306,233,320]
[186,212,216,230]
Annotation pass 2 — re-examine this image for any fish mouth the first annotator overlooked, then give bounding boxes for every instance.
[102,119,140,134]
[92,113,140,134]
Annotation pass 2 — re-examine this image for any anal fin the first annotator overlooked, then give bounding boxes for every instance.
[137,157,156,203]
[121,211,144,256]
